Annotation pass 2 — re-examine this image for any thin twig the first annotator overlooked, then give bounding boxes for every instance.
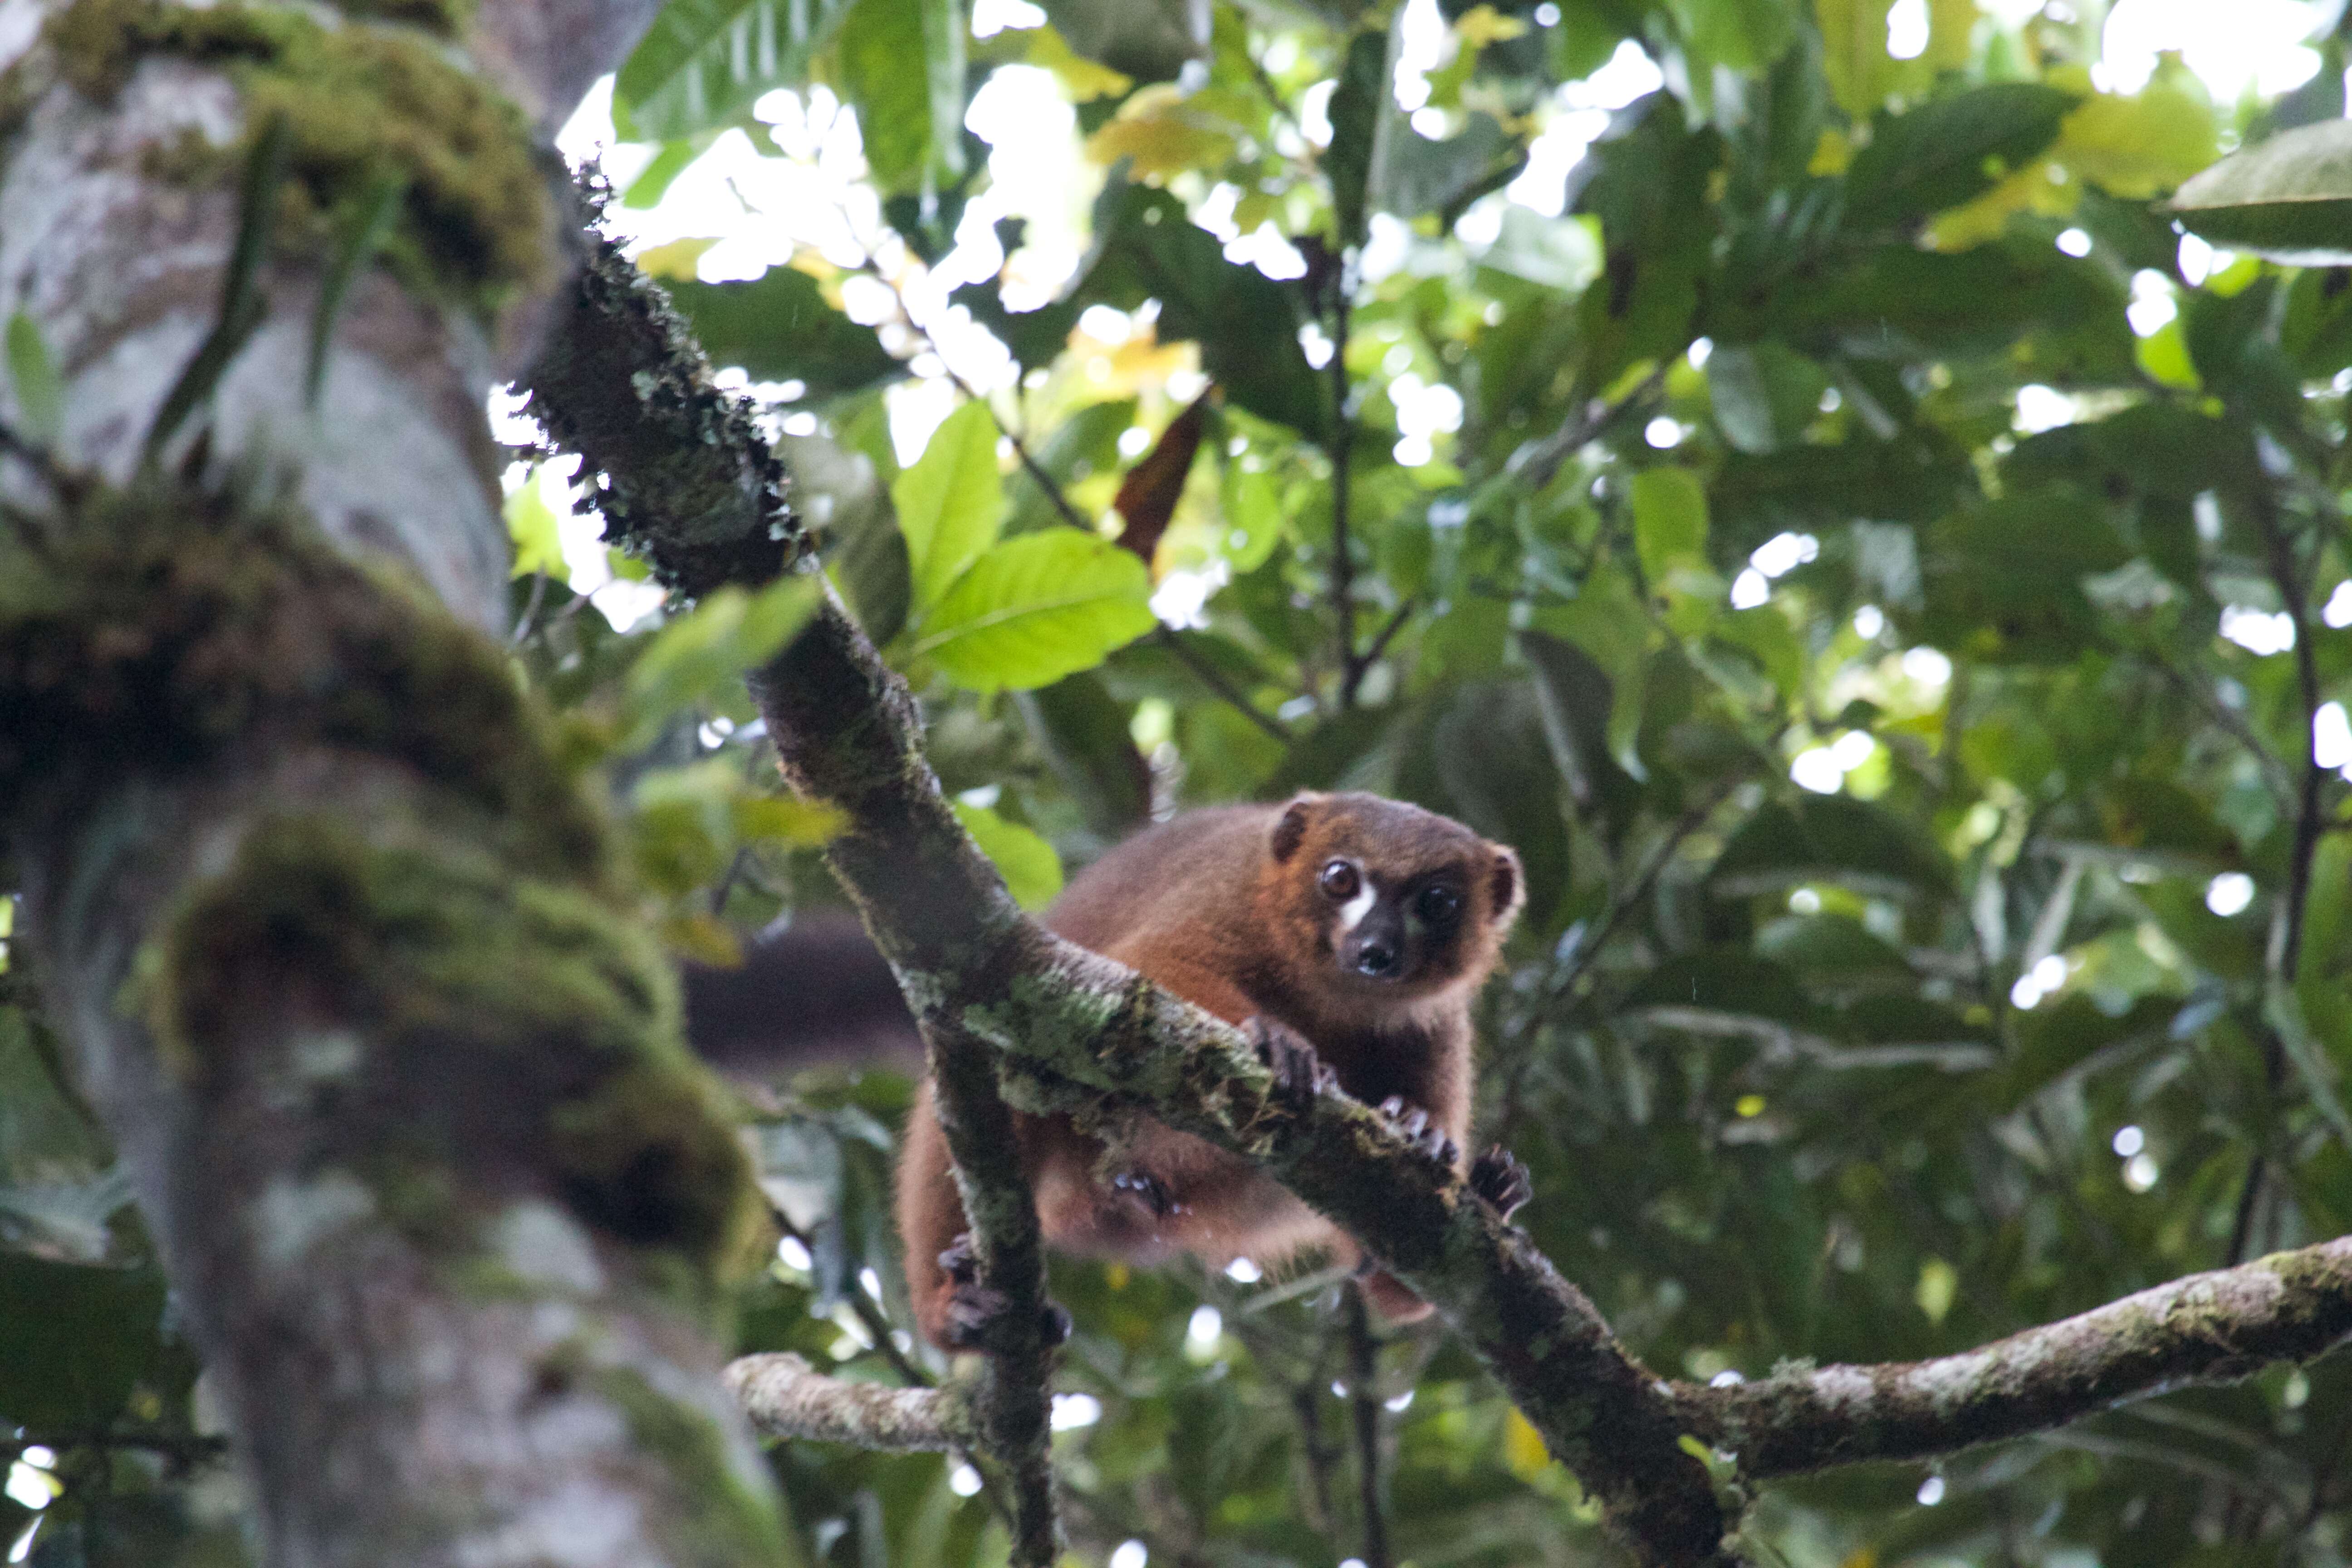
[0,420,83,507]
[1356,598,1415,677]
[2228,485,2330,1266]
[509,568,551,645]
[2135,651,2294,809]
[1243,42,1312,156]
[1499,773,1744,1147]
[941,356,1291,743]
[1344,1285,1392,1568]
[767,1204,933,1391]
[1508,358,1675,495]
[1328,277,1359,706]
[1152,627,1289,743]
[5,1431,228,1465]
[1290,1378,1339,1535]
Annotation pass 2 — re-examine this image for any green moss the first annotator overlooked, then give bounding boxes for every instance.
[549,1058,771,1284]
[144,811,763,1289]
[0,476,604,879]
[335,0,475,36]
[575,1359,794,1567]
[33,0,543,313]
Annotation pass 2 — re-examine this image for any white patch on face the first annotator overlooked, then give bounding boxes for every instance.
[1336,876,1378,934]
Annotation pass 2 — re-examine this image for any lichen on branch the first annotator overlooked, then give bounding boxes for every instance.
[6,0,549,314]
[1679,1235,2352,1478]
[726,1352,976,1452]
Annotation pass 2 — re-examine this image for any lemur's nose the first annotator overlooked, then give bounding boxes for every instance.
[1354,942,1397,977]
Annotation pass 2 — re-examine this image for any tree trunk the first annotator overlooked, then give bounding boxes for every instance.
[0,2,792,1562]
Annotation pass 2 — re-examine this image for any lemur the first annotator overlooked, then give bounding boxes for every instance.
[686,790,1531,1350]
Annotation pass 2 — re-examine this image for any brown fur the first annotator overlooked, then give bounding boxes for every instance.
[897,791,1524,1349]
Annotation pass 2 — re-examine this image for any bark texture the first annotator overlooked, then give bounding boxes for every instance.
[525,221,1066,1567]
[0,1,789,1563]
[1680,1235,2352,1477]
[727,1352,974,1451]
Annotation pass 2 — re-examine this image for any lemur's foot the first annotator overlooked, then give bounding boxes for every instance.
[1247,1014,1336,1116]
[1376,1096,1460,1168]
[938,1233,1073,1350]
[1468,1144,1534,1221]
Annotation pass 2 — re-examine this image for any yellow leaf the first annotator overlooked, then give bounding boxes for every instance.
[504,468,567,579]
[1502,1408,1552,1480]
[2208,254,2263,298]
[1926,158,2078,250]
[1841,1550,1880,1568]
[1818,0,1893,118]
[1085,84,1239,177]
[2052,66,2217,200]
[1916,1256,1958,1324]
[661,911,743,966]
[1922,0,1977,72]
[733,795,848,848]
[634,236,716,281]
[1454,4,1526,46]
[1024,24,1130,102]
[2136,319,2200,390]
[1808,127,1854,177]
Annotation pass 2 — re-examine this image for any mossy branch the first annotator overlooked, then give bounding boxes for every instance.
[524,205,1064,1566]
[523,209,2352,1568]
[1676,1236,2352,1479]
[726,1353,975,1451]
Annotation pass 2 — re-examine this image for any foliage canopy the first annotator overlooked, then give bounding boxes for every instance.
[20,0,2352,1562]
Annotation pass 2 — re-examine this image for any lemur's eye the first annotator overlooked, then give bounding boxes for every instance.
[1318,860,1360,900]
[1415,885,1461,924]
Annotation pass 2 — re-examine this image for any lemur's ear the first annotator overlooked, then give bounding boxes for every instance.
[1270,794,1320,862]
[1489,846,1524,927]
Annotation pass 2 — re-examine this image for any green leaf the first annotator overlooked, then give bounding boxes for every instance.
[1080,181,1331,440]
[1425,681,1569,929]
[615,0,855,137]
[1710,795,1950,901]
[783,430,910,643]
[1816,0,1893,118]
[835,0,966,196]
[1519,628,1621,813]
[504,468,567,580]
[1035,0,1205,83]
[1842,83,2078,230]
[1378,114,1520,227]
[909,530,1156,692]
[5,311,63,448]
[1478,208,1603,295]
[1527,563,1651,779]
[1325,27,1388,247]
[892,400,1005,614]
[1920,485,2130,664]
[1622,947,1820,1028]
[0,1255,167,1430]
[1705,342,1828,455]
[1915,1257,1957,1324]
[1014,674,1152,839]
[623,576,819,744]
[663,269,905,401]
[951,800,1064,910]
[2171,117,2352,265]
[1630,466,1709,585]
[1567,95,1717,387]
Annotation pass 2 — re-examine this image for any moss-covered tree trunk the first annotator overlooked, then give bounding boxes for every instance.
[0,2,793,1563]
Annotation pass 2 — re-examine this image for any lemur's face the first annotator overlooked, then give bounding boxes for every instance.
[1267,792,1523,993]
